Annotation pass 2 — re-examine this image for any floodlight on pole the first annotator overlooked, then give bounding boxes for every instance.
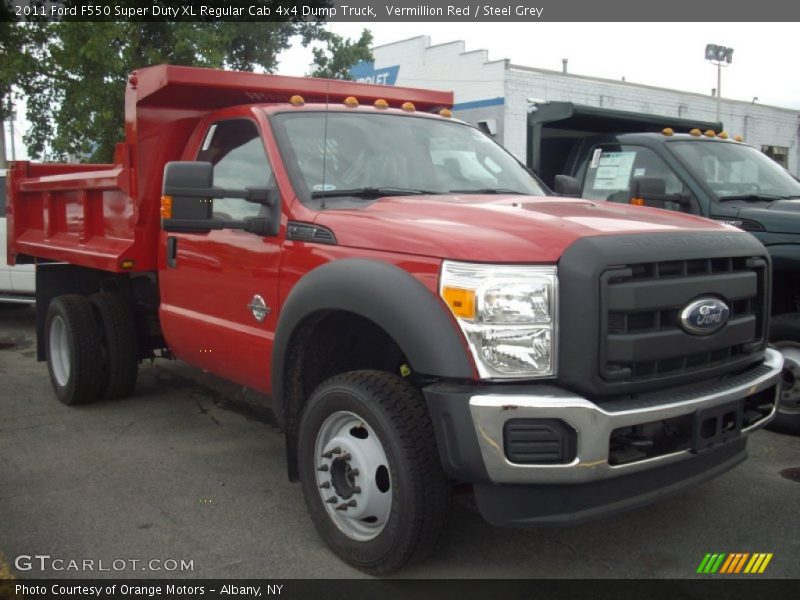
[705,44,734,123]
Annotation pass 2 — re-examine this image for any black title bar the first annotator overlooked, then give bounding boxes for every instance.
[5,0,800,22]
[2,579,800,600]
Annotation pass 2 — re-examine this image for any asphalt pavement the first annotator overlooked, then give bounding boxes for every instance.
[1,304,798,579]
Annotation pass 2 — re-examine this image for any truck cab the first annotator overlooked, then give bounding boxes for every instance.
[7,67,784,573]
[528,101,800,433]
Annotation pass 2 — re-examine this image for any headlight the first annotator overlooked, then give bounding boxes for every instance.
[440,261,557,379]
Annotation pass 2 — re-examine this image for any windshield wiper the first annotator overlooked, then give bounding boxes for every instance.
[717,193,791,202]
[311,187,435,199]
[448,188,526,195]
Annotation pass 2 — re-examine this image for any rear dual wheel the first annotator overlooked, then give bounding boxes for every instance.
[89,292,139,400]
[46,295,104,405]
[45,293,138,406]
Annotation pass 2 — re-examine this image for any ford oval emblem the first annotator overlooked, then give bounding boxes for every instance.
[680,297,730,335]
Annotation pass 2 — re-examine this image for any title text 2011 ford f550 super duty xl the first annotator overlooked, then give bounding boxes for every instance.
[6,66,783,573]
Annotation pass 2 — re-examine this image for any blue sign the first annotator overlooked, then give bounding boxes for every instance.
[348,61,400,86]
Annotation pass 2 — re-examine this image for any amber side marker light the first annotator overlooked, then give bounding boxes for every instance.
[662,127,674,136]
[402,101,415,112]
[374,99,388,109]
[704,130,717,138]
[160,195,173,218]
[439,108,453,118]
[718,131,729,139]
[289,95,305,106]
[630,198,646,206]
[120,259,135,270]
[734,135,744,142]
[690,128,702,137]
[344,96,359,107]
[442,286,476,319]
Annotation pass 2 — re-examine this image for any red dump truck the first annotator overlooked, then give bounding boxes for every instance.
[7,66,783,573]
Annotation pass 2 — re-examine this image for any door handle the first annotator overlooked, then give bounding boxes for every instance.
[167,237,178,268]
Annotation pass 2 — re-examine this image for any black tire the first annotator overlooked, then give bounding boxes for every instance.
[298,370,451,574]
[768,314,800,435]
[89,291,139,400]
[45,295,104,406]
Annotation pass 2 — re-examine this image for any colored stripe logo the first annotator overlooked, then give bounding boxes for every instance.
[697,553,773,574]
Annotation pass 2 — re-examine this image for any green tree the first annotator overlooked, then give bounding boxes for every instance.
[309,29,373,79]
[22,21,326,162]
[0,6,48,167]
[7,12,372,163]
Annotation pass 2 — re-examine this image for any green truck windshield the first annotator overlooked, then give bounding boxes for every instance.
[270,111,547,206]
[670,141,800,200]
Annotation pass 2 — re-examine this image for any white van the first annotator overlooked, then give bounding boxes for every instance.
[0,168,35,303]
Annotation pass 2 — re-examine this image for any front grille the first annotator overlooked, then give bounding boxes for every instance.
[600,256,767,383]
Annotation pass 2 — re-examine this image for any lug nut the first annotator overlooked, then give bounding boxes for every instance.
[325,496,337,504]
[335,499,357,511]
[352,486,361,494]
[350,468,359,477]
[323,447,342,459]
[317,464,329,472]
[340,453,351,461]
[319,482,330,489]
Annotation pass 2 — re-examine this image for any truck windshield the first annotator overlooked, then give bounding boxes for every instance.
[270,111,546,207]
[670,141,800,201]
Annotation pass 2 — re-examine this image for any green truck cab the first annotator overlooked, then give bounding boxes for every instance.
[529,102,800,433]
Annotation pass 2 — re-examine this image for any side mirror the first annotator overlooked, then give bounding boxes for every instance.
[161,161,279,235]
[630,176,691,209]
[554,175,581,198]
[163,161,214,224]
[630,176,665,198]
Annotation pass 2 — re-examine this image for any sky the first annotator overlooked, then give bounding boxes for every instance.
[278,22,800,109]
[5,22,799,160]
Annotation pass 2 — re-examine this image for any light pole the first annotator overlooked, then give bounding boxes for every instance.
[705,44,733,123]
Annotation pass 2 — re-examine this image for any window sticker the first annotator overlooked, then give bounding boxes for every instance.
[592,151,636,190]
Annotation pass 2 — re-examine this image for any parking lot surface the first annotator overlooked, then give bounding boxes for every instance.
[1,304,798,579]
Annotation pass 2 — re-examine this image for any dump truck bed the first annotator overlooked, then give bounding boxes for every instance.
[7,65,453,272]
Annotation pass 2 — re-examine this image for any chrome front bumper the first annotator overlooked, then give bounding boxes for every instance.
[468,348,783,485]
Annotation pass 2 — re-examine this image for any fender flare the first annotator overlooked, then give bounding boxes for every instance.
[271,258,474,428]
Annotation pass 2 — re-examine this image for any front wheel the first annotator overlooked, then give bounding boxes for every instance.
[768,314,800,435]
[298,370,450,574]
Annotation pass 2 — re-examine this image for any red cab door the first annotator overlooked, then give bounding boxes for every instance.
[159,116,282,392]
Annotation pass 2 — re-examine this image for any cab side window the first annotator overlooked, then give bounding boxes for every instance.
[197,120,273,221]
[582,145,689,210]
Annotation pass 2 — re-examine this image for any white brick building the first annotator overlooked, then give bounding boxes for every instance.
[353,35,800,176]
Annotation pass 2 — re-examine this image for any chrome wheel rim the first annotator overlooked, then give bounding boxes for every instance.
[314,410,392,541]
[774,342,800,415]
[49,315,70,387]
